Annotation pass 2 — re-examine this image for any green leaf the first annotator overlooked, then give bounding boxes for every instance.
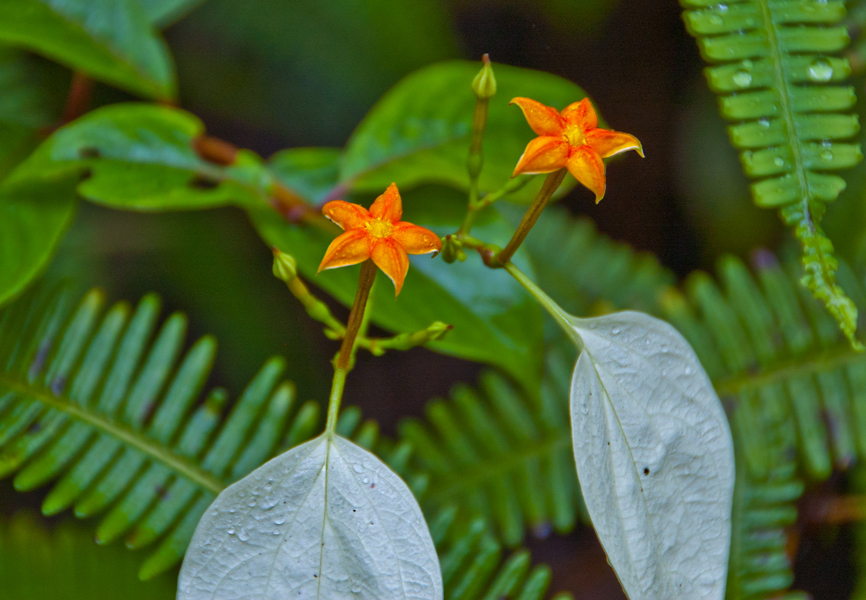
[13,106,545,389]
[0,0,176,99]
[0,175,77,306]
[569,311,734,600]
[340,60,588,204]
[15,103,265,211]
[0,48,65,181]
[134,0,204,27]
[681,0,863,347]
[178,433,442,600]
[262,149,545,390]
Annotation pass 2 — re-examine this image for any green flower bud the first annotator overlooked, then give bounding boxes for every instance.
[472,54,497,100]
[272,247,298,282]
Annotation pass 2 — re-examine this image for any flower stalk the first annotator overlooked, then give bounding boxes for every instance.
[326,259,377,434]
[492,169,567,266]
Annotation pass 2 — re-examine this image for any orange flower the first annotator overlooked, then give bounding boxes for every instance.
[511,97,644,203]
[318,183,442,296]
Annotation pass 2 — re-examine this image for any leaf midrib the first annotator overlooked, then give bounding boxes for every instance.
[0,373,226,494]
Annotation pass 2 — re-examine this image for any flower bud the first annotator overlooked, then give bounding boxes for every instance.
[472,54,497,100]
[272,247,298,282]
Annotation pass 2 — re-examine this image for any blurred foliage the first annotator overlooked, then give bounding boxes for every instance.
[0,511,175,599]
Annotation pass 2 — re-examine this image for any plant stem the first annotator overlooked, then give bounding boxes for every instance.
[504,261,583,349]
[326,260,377,433]
[494,169,567,265]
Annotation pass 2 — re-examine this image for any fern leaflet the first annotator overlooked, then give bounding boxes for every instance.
[681,0,863,347]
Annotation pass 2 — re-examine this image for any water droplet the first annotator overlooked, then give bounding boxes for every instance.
[227,527,235,535]
[773,157,785,167]
[684,366,693,375]
[274,516,286,525]
[758,118,770,128]
[211,509,218,517]
[718,3,728,12]
[588,323,597,329]
[808,58,833,82]
[821,149,834,161]
[708,14,723,25]
[248,499,257,507]
[661,370,667,377]
[260,496,279,510]
[645,337,651,346]
[732,70,752,88]
[273,529,281,536]
[352,582,363,594]
[362,477,370,484]
[611,326,621,335]
[229,508,236,514]
[660,344,670,353]
[238,528,250,542]
[353,464,364,474]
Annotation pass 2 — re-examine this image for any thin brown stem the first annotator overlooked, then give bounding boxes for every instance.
[494,169,567,266]
[336,260,378,371]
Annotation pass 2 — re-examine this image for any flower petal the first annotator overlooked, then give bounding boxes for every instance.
[510,97,564,137]
[318,229,373,272]
[369,182,402,223]
[322,200,371,230]
[391,222,442,255]
[562,98,598,130]
[566,146,606,203]
[371,239,410,296]
[512,136,569,177]
[585,128,644,159]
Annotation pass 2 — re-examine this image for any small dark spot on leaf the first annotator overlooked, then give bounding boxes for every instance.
[370,483,375,488]
[27,421,42,434]
[50,376,66,395]
[155,484,169,499]
[189,174,220,190]
[79,146,101,159]
[643,467,650,475]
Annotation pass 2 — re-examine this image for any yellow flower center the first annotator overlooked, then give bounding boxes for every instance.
[563,123,586,147]
[365,219,393,239]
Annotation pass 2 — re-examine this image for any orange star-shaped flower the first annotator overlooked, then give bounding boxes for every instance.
[511,97,644,203]
[318,183,442,296]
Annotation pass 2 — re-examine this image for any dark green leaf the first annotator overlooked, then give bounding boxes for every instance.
[15,106,544,388]
[0,48,66,181]
[0,175,77,306]
[134,0,204,27]
[340,60,588,204]
[260,150,545,390]
[15,103,265,211]
[0,0,176,99]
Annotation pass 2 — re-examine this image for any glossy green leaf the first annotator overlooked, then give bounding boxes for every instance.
[0,0,176,99]
[179,433,442,600]
[14,103,266,211]
[262,149,545,390]
[569,311,734,600]
[13,103,543,391]
[0,175,77,306]
[340,60,588,204]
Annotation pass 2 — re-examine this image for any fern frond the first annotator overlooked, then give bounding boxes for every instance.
[681,0,863,346]
[726,391,804,599]
[431,506,568,600]
[0,284,321,578]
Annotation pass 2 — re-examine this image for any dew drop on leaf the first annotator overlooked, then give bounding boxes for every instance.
[808,58,833,82]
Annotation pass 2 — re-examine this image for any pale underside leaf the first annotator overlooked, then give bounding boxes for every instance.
[178,433,442,600]
[569,311,734,600]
